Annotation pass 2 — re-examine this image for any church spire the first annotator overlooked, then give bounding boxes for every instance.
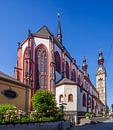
[57,13,62,43]
[98,49,104,66]
[82,56,88,72]
[82,57,89,77]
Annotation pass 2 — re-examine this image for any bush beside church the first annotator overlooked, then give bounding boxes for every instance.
[0,90,63,124]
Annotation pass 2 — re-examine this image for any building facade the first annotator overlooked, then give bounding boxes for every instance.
[14,15,106,123]
[0,71,31,112]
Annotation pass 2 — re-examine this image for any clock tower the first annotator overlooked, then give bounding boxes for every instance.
[96,50,107,107]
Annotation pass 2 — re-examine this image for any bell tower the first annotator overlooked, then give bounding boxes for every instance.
[96,49,107,106]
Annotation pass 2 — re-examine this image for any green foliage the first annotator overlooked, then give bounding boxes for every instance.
[0,104,16,123]
[20,115,31,122]
[0,104,16,114]
[85,112,90,119]
[0,91,63,124]
[32,90,57,117]
[4,109,17,123]
[30,111,39,122]
[55,110,64,120]
[40,116,56,122]
[90,113,94,119]
[32,90,63,121]
[85,112,94,119]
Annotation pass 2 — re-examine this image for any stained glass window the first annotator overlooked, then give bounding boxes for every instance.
[71,69,76,82]
[36,46,47,89]
[66,61,69,79]
[54,51,61,73]
[73,69,76,82]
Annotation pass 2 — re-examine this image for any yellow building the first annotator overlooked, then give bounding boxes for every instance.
[0,71,31,112]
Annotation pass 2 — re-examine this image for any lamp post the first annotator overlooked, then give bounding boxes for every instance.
[59,96,67,113]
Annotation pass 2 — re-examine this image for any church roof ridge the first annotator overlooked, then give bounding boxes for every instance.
[36,25,53,36]
[56,78,76,87]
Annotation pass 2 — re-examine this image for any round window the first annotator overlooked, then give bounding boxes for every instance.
[3,90,18,99]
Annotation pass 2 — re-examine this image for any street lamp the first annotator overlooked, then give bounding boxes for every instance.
[59,96,67,113]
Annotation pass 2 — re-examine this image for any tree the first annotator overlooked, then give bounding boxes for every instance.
[32,90,58,117]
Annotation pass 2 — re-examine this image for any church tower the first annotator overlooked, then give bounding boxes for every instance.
[96,50,107,107]
[82,56,89,77]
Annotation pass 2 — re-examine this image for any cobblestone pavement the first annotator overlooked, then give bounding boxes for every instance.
[71,118,113,130]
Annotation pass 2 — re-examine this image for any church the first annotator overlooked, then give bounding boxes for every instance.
[0,14,106,123]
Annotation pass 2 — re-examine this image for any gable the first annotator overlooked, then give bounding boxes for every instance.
[96,69,105,75]
[36,26,53,37]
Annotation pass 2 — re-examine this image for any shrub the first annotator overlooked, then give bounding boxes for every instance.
[85,112,94,119]
[32,90,58,117]
[20,115,31,122]
[32,90,63,121]
[0,91,63,124]
[4,109,17,123]
[0,104,16,123]
[90,113,94,119]
[40,116,56,122]
[55,110,64,120]
[0,104,16,114]
[30,111,41,122]
[85,112,90,119]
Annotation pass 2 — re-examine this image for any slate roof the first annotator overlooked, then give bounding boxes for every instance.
[36,25,53,37]
[56,78,76,86]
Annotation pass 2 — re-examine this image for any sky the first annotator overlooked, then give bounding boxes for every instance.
[0,0,113,107]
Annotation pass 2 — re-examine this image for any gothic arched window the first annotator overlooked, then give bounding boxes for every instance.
[73,69,76,82]
[54,51,61,73]
[23,47,33,86]
[35,45,48,89]
[71,69,76,82]
[68,94,73,102]
[83,93,86,107]
[66,61,69,79]
[23,47,30,85]
[71,71,73,80]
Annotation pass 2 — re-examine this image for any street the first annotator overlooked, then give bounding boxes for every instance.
[71,118,113,130]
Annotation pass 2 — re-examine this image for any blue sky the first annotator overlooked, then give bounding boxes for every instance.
[0,0,113,107]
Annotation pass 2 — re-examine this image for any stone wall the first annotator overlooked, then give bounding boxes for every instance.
[0,80,31,112]
[0,121,70,130]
